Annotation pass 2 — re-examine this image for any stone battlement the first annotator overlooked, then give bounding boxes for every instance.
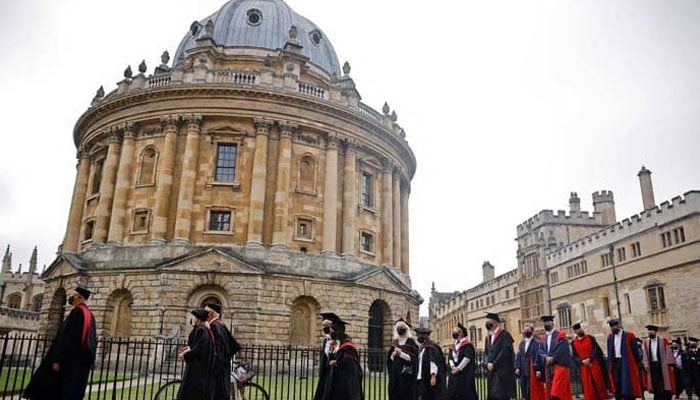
[433,268,518,317]
[517,209,604,236]
[546,190,700,265]
[592,190,614,202]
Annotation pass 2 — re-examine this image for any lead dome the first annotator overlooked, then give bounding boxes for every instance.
[174,0,341,76]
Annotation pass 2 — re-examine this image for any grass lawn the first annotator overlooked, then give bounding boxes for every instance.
[0,367,133,395]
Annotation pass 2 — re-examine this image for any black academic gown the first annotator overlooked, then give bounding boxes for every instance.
[314,336,332,400]
[324,336,364,400]
[447,339,478,400]
[23,303,97,400]
[387,337,419,400]
[484,328,517,400]
[210,320,240,400]
[178,324,216,400]
[418,339,447,400]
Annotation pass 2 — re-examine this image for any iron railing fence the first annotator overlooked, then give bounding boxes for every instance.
[0,334,585,400]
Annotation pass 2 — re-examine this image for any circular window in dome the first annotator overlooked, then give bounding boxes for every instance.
[310,30,323,46]
[247,9,263,26]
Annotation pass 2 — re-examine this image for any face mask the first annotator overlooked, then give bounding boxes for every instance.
[671,346,678,350]
[66,295,75,305]
[523,331,533,338]
[577,331,585,338]
[611,328,620,334]
[544,325,553,332]
[397,327,407,336]
[323,327,331,335]
[485,322,494,331]
[452,332,460,340]
[417,336,426,344]
[649,333,657,339]
[330,332,339,340]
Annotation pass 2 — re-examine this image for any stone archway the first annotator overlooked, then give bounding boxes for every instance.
[289,296,321,346]
[186,285,231,329]
[367,299,391,372]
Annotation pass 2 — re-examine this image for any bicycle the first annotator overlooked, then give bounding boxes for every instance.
[153,360,269,400]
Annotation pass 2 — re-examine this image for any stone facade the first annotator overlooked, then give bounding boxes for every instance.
[0,246,45,334]
[41,0,420,348]
[431,168,700,351]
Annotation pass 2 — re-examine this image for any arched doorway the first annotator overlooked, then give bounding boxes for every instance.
[367,300,391,371]
[289,296,320,346]
[106,290,133,338]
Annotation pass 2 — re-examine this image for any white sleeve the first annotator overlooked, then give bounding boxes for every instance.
[430,361,438,375]
[399,352,411,361]
[449,359,455,368]
[457,357,470,370]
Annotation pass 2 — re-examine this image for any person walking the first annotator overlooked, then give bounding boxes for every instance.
[177,309,215,400]
[415,326,447,400]
[323,313,363,400]
[641,324,676,400]
[314,314,334,400]
[23,285,97,400]
[387,318,419,400]
[516,323,546,400]
[447,323,477,400]
[539,315,571,400]
[205,303,241,400]
[484,312,516,400]
[571,322,609,400]
[607,319,643,400]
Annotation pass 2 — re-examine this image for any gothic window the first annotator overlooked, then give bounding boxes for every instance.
[208,210,232,232]
[647,285,666,311]
[360,231,374,254]
[91,159,104,194]
[31,295,43,312]
[360,172,373,208]
[215,144,238,182]
[557,304,572,329]
[6,293,21,309]
[137,147,157,185]
[84,220,95,242]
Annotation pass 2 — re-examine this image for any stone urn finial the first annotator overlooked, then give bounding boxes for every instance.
[91,85,105,105]
[342,61,351,75]
[124,65,133,79]
[138,60,147,74]
[204,19,215,37]
[289,25,298,41]
[391,110,398,122]
[161,50,170,65]
[382,102,390,115]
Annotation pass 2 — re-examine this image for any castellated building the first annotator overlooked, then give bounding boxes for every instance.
[431,167,700,350]
[40,0,420,348]
[0,246,45,335]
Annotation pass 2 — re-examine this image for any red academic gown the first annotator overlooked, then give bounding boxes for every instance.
[607,331,643,399]
[541,330,572,400]
[572,335,609,400]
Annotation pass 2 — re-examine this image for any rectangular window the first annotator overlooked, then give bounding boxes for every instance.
[600,253,611,268]
[514,287,518,297]
[624,293,632,314]
[582,260,588,273]
[602,296,611,317]
[360,172,373,208]
[491,295,495,304]
[477,328,483,342]
[673,227,686,244]
[617,247,626,262]
[296,218,313,239]
[133,210,149,232]
[661,233,668,248]
[632,242,641,257]
[84,220,95,241]
[91,159,104,194]
[215,144,238,182]
[557,307,572,329]
[550,271,559,284]
[209,211,232,232]
[505,290,510,300]
[648,286,666,311]
[360,231,374,253]
[566,266,572,279]
[580,303,587,321]
[679,227,686,243]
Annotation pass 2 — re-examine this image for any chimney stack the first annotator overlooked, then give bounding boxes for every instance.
[592,191,616,226]
[638,166,656,210]
[569,192,581,213]
[482,261,495,282]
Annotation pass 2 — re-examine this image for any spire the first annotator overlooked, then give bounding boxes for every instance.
[2,245,11,273]
[29,246,37,274]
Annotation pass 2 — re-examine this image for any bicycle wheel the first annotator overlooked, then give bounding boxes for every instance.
[153,379,182,400]
[236,382,269,400]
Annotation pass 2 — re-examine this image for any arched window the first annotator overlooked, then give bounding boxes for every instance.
[297,155,317,194]
[289,296,320,346]
[6,293,22,309]
[137,147,158,185]
[31,294,43,312]
[107,290,134,338]
[368,300,391,372]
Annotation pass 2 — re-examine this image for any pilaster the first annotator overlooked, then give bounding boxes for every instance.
[392,169,402,269]
[401,182,410,274]
[381,162,394,266]
[63,149,92,252]
[94,129,122,243]
[271,121,296,250]
[246,118,272,247]
[173,115,202,244]
[151,115,180,244]
[321,133,340,255]
[107,122,137,244]
[341,140,357,257]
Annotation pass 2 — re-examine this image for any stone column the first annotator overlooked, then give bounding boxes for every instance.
[401,184,410,274]
[271,122,296,250]
[392,170,402,269]
[151,116,180,244]
[63,150,91,252]
[341,140,357,257]
[107,123,137,244]
[381,163,393,266]
[246,118,272,247]
[322,134,339,255]
[94,130,122,243]
[173,115,202,244]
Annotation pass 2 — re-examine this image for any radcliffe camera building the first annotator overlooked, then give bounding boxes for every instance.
[40,0,420,347]
[431,168,700,349]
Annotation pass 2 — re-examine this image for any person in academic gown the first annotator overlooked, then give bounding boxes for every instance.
[447,322,477,400]
[177,309,216,400]
[641,325,676,400]
[607,319,643,400]
[484,312,516,400]
[205,303,241,400]
[571,323,609,400]
[314,314,334,400]
[538,315,572,400]
[324,313,363,400]
[387,318,419,400]
[23,284,97,400]
[515,323,546,400]
[415,326,447,400]
[685,338,700,400]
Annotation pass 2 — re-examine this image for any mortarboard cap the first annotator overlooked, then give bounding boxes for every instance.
[75,284,92,300]
[320,312,350,326]
[608,319,621,327]
[645,324,659,331]
[205,302,222,314]
[672,338,682,345]
[572,322,582,330]
[540,315,555,322]
[457,322,468,336]
[190,309,208,322]
[414,326,432,335]
[688,337,699,344]
[395,318,412,328]
[485,312,500,321]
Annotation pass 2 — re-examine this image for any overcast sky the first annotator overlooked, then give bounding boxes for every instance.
[2,0,700,314]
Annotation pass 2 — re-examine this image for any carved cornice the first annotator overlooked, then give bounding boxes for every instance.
[122,121,137,139]
[185,114,203,132]
[160,115,181,132]
[277,120,297,139]
[253,117,273,136]
[344,138,357,154]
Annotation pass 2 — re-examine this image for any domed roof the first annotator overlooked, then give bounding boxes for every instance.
[174,0,341,76]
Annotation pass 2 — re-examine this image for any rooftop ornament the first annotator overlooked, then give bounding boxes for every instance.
[342,61,351,76]
[138,60,147,74]
[123,65,133,79]
[91,85,105,106]
[382,102,390,115]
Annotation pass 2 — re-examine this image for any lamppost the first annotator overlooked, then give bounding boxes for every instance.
[158,305,166,336]
[609,244,623,323]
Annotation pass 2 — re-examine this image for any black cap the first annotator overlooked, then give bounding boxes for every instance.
[395,318,412,328]
[572,322,582,330]
[75,284,92,300]
[635,337,643,344]
[540,315,555,322]
[608,319,621,327]
[672,338,682,345]
[320,312,350,326]
[414,327,432,335]
[485,312,500,321]
[688,337,699,343]
[205,302,222,314]
[457,322,468,336]
[190,309,208,322]
[645,324,659,331]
